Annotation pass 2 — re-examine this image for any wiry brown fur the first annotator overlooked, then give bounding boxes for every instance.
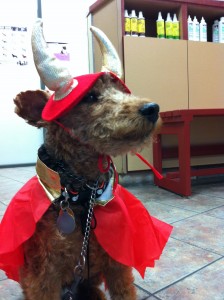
[14,73,161,300]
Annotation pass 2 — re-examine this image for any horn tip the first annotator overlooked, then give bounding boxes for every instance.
[90,25,98,35]
[34,18,43,27]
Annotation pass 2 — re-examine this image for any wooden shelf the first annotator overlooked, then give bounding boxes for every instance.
[90,0,224,40]
[89,0,224,173]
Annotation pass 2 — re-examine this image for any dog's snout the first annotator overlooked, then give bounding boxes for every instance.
[139,103,160,123]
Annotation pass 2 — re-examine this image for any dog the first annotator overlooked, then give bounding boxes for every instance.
[0,19,172,300]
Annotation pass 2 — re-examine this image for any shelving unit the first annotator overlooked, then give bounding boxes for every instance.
[89,0,224,173]
[125,0,224,41]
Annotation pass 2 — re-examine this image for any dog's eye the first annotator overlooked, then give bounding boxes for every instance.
[83,92,98,103]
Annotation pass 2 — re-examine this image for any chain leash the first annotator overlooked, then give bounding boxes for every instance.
[61,180,99,300]
[74,179,98,276]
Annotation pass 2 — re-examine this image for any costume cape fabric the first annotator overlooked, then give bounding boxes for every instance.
[0,176,173,282]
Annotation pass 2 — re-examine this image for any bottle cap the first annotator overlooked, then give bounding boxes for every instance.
[173,14,178,22]
[201,17,205,23]
[193,16,198,22]
[131,10,136,18]
[124,10,129,17]
[138,11,144,19]
[166,13,172,22]
[157,12,163,21]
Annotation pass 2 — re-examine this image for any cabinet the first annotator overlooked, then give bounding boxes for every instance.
[89,0,224,173]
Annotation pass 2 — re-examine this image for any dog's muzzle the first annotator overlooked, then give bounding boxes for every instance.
[139,102,160,123]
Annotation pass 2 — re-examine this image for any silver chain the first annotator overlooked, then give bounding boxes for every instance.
[74,179,98,275]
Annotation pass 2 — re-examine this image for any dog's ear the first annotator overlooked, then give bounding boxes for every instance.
[14,90,50,128]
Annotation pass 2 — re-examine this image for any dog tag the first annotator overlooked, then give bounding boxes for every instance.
[57,208,76,235]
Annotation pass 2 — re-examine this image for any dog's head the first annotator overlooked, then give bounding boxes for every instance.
[14,20,161,157]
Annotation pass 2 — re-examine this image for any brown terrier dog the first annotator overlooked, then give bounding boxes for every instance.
[0,20,172,300]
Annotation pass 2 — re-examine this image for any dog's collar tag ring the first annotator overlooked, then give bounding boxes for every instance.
[57,188,76,235]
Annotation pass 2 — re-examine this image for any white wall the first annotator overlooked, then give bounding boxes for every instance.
[0,0,95,166]
[41,0,96,77]
[0,0,43,166]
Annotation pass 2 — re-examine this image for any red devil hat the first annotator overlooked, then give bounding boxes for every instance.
[31,19,130,121]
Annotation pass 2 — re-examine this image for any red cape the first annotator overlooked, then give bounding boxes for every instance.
[0,176,172,282]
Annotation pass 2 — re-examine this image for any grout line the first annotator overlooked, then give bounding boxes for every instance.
[134,283,153,297]
[149,199,203,213]
[0,277,7,282]
[150,198,224,217]
[149,295,162,300]
[193,192,224,200]
[170,204,224,225]
[170,236,224,257]
[169,211,206,224]
[199,203,224,212]
[0,201,7,207]
[0,175,32,184]
[153,256,224,296]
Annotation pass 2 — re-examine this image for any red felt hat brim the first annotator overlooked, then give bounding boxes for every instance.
[42,72,131,121]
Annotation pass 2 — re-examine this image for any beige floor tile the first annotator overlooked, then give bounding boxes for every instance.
[0,201,7,216]
[151,193,224,213]
[155,258,224,300]
[0,279,23,300]
[133,238,220,294]
[205,205,224,219]
[135,287,152,299]
[0,182,24,205]
[0,167,35,183]
[192,182,224,199]
[143,201,198,224]
[0,168,224,299]
[172,214,224,255]
[0,270,7,280]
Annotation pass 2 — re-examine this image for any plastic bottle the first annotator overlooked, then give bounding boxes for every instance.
[156,12,165,38]
[130,10,138,37]
[165,13,173,39]
[193,16,199,41]
[199,17,207,42]
[219,17,224,43]
[172,14,180,39]
[187,16,194,41]
[124,10,131,36]
[138,11,145,37]
[212,20,219,43]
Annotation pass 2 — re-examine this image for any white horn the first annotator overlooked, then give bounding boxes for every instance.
[31,19,77,100]
[90,26,123,80]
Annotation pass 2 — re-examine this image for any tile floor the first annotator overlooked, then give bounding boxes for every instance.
[0,166,224,300]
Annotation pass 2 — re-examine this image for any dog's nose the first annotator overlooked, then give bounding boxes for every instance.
[139,103,160,123]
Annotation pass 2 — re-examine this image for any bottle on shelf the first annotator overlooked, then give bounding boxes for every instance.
[156,11,165,38]
[212,20,219,43]
[193,16,199,41]
[199,17,207,42]
[219,17,224,43]
[130,10,138,37]
[165,13,173,39]
[172,14,180,40]
[188,15,194,41]
[138,11,145,37]
[124,9,131,36]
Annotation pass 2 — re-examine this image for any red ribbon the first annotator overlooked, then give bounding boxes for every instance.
[135,152,163,180]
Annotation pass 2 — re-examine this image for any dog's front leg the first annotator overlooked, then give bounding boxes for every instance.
[102,258,137,300]
[21,272,62,300]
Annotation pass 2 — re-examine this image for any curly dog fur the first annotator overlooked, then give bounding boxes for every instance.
[12,71,161,300]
